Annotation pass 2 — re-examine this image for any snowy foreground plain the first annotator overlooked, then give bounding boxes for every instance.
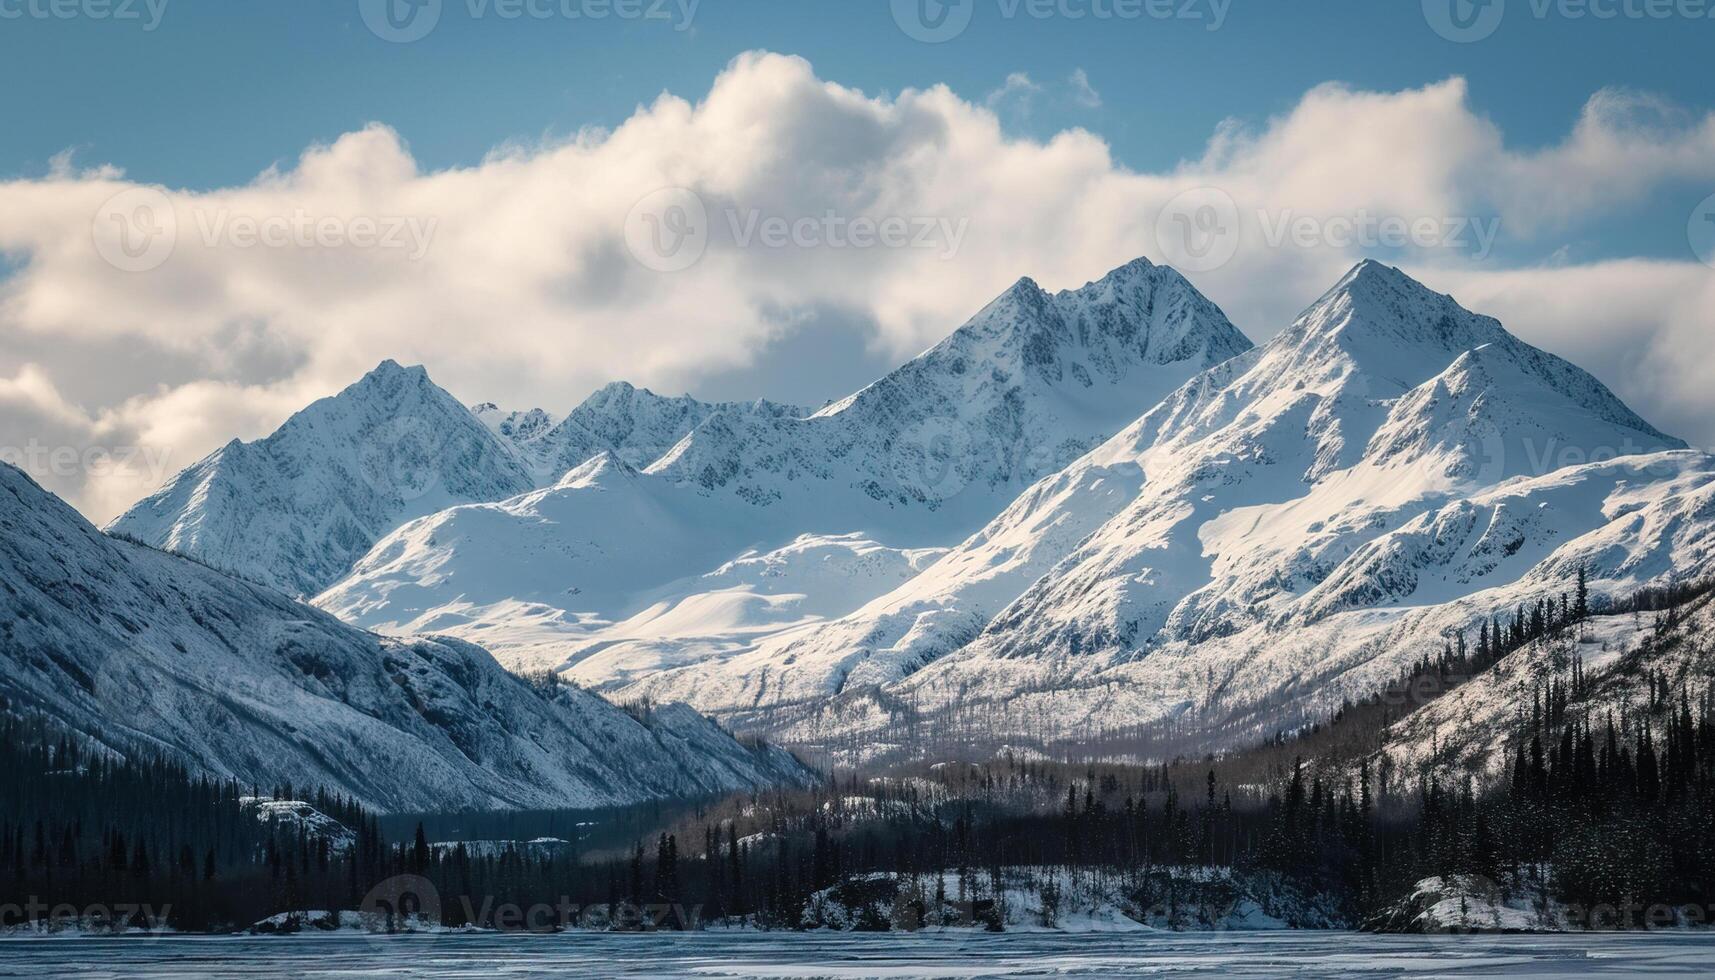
[6,932,1715,978]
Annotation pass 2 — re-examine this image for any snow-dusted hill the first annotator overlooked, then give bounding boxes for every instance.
[0,463,811,812]
[1379,576,1715,784]
[313,257,1253,675]
[618,261,1699,762]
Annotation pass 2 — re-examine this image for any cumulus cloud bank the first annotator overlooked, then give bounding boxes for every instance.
[0,51,1712,522]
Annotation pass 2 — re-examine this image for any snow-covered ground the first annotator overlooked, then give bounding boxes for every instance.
[429,838,577,859]
[6,931,1715,977]
[1380,588,1715,781]
[238,798,357,851]
[796,866,1342,934]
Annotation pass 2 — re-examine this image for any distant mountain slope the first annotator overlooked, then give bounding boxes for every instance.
[1,463,811,812]
[623,262,1695,762]
[314,257,1255,674]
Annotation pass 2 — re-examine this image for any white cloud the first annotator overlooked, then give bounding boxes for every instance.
[1069,69,1102,109]
[1,53,1713,523]
[985,71,1042,117]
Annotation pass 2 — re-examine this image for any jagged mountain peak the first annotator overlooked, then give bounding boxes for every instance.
[1287,260,1508,358]
[345,358,437,399]
[825,256,1252,419]
[556,448,642,488]
[363,356,423,378]
[108,361,536,597]
[277,358,466,441]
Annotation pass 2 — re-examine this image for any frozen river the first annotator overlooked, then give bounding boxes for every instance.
[4,930,1715,978]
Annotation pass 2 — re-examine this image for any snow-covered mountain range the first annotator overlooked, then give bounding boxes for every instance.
[0,462,811,812]
[106,367,803,599]
[311,257,1252,672]
[91,254,1711,771]
[614,261,1703,762]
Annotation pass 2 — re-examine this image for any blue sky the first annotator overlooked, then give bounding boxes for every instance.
[4,0,1711,242]
[3,1,1712,264]
[2,0,1714,519]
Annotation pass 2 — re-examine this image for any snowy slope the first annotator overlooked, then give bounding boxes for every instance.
[615,455,1149,709]
[314,258,1253,674]
[1379,573,1715,783]
[637,261,1695,760]
[0,463,812,812]
[556,534,949,687]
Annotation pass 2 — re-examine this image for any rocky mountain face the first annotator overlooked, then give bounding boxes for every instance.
[482,382,809,484]
[2,462,812,812]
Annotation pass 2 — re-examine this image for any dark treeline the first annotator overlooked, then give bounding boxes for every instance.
[382,797,710,857]
[0,714,393,932]
[1402,683,1715,926]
